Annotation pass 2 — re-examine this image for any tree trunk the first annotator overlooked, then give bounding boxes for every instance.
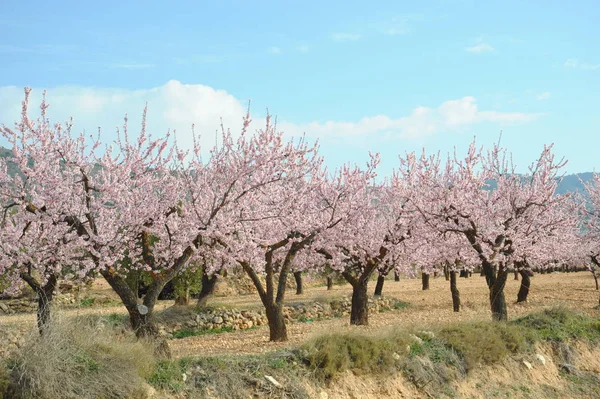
[242,261,290,342]
[265,304,287,341]
[350,279,369,325]
[394,271,400,282]
[100,270,171,358]
[444,264,450,281]
[514,270,519,280]
[489,269,508,321]
[293,271,303,295]
[21,271,58,335]
[326,276,334,290]
[589,258,600,290]
[517,270,531,303]
[459,269,469,278]
[240,240,309,343]
[422,273,430,290]
[196,273,218,308]
[450,271,460,312]
[374,275,385,296]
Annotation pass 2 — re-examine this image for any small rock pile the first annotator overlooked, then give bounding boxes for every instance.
[158,308,268,337]
[0,299,37,314]
[160,296,405,338]
[54,292,79,306]
[0,326,28,358]
[0,292,113,314]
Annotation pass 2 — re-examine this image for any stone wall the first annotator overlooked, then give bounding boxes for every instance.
[159,296,404,338]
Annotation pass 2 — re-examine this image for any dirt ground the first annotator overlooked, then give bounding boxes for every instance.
[1,272,598,359]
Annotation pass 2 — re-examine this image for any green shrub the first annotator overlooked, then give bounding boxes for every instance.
[512,307,600,342]
[301,332,398,379]
[79,297,96,307]
[438,322,532,369]
[393,300,410,310]
[9,314,155,399]
[148,359,187,392]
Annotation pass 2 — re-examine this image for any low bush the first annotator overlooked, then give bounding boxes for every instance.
[512,307,600,342]
[143,307,600,398]
[300,332,399,379]
[438,322,533,369]
[8,314,155,399]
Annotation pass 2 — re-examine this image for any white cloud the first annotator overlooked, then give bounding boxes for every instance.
[465,42,494,54]
[0,83,542,155]
[267,46,282,54]
[564,58,579,68]
[281,96,542,140]
[379,15,413,36]
[581,63,600,71]
[330,32,361,42]
[297,44,310,53]
[536,91,551,100]
[564,58,599,70]
[385,27,408,36]
[0,81,248,152]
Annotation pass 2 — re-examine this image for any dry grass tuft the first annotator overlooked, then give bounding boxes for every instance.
[8,314,155,399]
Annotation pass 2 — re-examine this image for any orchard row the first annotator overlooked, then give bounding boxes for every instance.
[1,88,598,353]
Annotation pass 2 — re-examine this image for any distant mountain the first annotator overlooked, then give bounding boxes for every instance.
[483,173,593,195]
[556,172,594,195]
[0,146,22,178]
[0,146,596,194]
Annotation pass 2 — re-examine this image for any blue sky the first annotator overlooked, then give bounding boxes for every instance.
[0,0,598,175]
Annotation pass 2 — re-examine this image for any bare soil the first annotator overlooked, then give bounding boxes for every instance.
[1,271,598,360]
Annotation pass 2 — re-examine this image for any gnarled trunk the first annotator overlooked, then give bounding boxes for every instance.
[590,257,600,291]
[421,273,430,290]
[343,260,380,326]
[450,271,460,312]
[240,240,309,343]
[196,273,218,308]
[489,269,508,321]
[21,271,58,335]
[265,304,287,341]
[293,271,303,295]
[100,270,171,358]
[517,270,531,303]
[350,279,369,325]
[373,274,385,297]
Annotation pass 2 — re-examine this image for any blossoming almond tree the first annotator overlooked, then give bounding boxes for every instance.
[217,133,325,341]
[1,89,190,353]
[316,154,422,326]
[188,121,383,341]
[581,174,600,296]
[0,89,94,333]
[405,141,572,320]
